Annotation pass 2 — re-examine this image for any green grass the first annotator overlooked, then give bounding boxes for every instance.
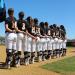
[41,56,75,75]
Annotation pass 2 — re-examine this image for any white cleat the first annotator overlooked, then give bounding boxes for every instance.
[24,58,29,66]
[42,56,46,61]
[38,56,42,62]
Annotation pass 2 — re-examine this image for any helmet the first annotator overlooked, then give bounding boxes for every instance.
[49,25,53,29]
[26,16,32,21]
[60,25,64,29]
[57,26,60,30]
[39,22,44,28]
[8,8,14,15]
[19,11,24,19]
[45,22,48,27]
[53,24,57,28]
[34,18,38,24]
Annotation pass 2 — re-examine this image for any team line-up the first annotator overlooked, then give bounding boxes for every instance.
[4,8,67,69]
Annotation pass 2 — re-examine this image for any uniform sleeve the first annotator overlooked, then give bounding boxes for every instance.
[25,21,29,30]
[5,18,9,24]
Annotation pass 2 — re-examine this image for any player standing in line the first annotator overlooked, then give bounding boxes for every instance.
[49,25,54,59]
[34,18,40,61]
[40,22,47,61]
[51,24,57,58]
[44,22,50,60]
[16,11,27,67]
[26,17,37,65]
[35,19,43,62]
[5,8,17,69]
[30,18,37,64]
[58,25,63,57]
[45,25,52,59]
[60,25,67,56]
[55,26,60,57]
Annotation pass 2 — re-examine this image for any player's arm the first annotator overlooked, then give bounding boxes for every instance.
[15,22,24,33]
[26,30,37,40]
[5,23,12,32]
[44,34,49,38]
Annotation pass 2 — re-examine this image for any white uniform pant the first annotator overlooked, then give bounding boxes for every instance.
[59,39,63,49]
[36,37,41,52]
[41,38,47,51]
[46,38,51,50]
[5,32,17,52]
[54,38,59,49]
[31,39,36,52]
[27,36,32,52]
[62,40,67,49]
[52,38,55,50]
[17,33,27,52]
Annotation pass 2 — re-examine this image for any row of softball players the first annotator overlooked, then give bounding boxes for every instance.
[5,8,67,69]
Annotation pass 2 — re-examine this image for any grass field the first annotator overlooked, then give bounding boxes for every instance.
[42,56,75,75]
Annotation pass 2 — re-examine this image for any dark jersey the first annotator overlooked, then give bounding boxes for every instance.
[51,29,55,38]
[56,29,60,38]
[50,29,55,38]
[17,19,27,32]
[59,29,66,39]
[36,26,40,36]
[61,29,66,39]
[26,23,36,36]
[5,17,16,32]
[44,27,48,35]
[40,27,45,36]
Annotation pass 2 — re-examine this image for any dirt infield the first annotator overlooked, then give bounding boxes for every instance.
[0,46,75,75]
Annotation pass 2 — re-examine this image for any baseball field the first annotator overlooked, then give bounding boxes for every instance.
[0,46,75,75]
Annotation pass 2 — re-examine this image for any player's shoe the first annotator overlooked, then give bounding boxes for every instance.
[31,57,35,64]
[42,56,46,61]
[38,56,42,62]
[24,58,29,66]
[7,64,11,69]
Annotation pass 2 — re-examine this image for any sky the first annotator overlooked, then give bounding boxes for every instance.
[0,0,75,39]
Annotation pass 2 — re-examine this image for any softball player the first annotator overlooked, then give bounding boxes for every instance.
[16,11,27,67]
[44,22,51,60]
[49,25,54,58]
[55,26,60,57]
[60,25,67,56]
[46,25,53,59]
[44,22,49,59]
[30,19,37,64]
[36,26,42,61]
[34,19,43,62]
[26,17,37,65]
[40,22,47,61]
[5,8,17,69]
[51,24,57,58]
[58,27,63,57]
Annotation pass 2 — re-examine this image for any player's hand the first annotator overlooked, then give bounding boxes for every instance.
[12,30,16,33]
[32,36,37,40]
